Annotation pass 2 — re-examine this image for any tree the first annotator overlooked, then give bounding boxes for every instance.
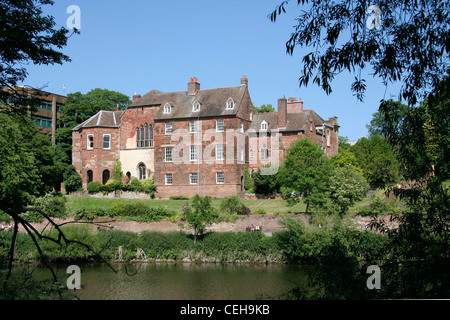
[0,1,115,298]
[181,195,218,243]
[326,166,369,216]
[253,166,281,195]
[269,0,449,106]
[278,138,333,213]
[0,0,77,110]
[351,135,400,188]
[331,148,363,175]
[112,159,124,182]
[253,104,275,113]
[56,88,131,162]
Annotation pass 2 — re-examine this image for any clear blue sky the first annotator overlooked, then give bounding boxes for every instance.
[20,0,403,141]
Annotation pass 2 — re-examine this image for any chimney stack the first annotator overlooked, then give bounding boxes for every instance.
[133,92,141,103]
[287,97,304,113]
[240,74,248,87]
[188,77,200,95]
[277,96,287,128]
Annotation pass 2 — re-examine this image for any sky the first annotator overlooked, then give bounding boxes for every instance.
[19,0,404,141]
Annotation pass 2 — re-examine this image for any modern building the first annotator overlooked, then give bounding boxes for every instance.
[3,86,65,143]
[72,76,339,198]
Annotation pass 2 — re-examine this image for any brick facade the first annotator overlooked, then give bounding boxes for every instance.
[72,76,339,198]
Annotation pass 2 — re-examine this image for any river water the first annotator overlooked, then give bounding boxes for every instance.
[20,262,310,300]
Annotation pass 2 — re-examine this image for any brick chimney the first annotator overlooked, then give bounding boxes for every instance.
[277,96,287,128]
[132,92,141,103]
[188,77,200,95]
[287,97,304,113]
[240,74,248,87]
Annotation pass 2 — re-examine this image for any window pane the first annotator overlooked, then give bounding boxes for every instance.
[216,119,224,131]
[216,144,224,160]
[103,135,110,149]
[190,145,197,161]
[165,173,172,185]
[190,173,198,184]
[165,147,173,162]
[216,172,224,183]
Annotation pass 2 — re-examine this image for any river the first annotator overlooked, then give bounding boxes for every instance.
[17,262,311,300]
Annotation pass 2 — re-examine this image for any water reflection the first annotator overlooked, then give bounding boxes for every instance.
[25,262,310,300]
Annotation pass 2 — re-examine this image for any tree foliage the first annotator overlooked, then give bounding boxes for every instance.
[253,104,275,113]
[181,195,218,243]
[278,138,333,212]
[269,0,449,105]
[0,0,77,110]
[351,135,400,188]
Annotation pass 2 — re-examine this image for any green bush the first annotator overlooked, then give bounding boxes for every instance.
[64,172,83,193]
[87,181,102,193]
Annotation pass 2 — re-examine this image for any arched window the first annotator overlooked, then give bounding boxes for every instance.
[87,170,93,183]
[261,121,268,130]
[140,126,144,147]
[226,98,235,110]
[136,127,140,147]
[260,143,269,160]
[138,163,146,180]
[102,170,110,185]
[192,101,200,112]
[149,124,154,146]
[144,123,149,147]
[163,103,172,114]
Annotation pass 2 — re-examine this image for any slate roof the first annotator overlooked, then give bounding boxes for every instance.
[72,110,124,131]
[249,109,326,132]
[129,86,247,120]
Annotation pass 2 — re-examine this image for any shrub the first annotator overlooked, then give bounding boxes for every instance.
[87,181,102,193]
[219,196,246,221]
[64,172,82,193]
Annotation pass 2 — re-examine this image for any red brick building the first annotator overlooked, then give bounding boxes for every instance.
[72,76,339,197]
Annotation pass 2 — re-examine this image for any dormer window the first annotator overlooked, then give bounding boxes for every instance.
[163,103,172,114]
[192,101,200,112]
[261,121,268,131]
[226,98,235,110]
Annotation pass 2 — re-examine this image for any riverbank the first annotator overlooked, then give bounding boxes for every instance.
[12,213,397,235]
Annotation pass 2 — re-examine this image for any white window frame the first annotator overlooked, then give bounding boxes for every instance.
[261,121,268,131]
[216,172,224,184]
[216,119,224,132]
[327,129,331,147]
[240,120,244,132]
[226,99,235,110]
[163,103,171,114]
[249,147,254,161]
[189,172,198,185]
[165,173,173,185]
[165,147,173,162]
[165,122,173,134]
[192,102,200,112]
[102,134,111,150]
[216,144,224,161]
[190,145,198,161]
[189,120,198,133]
[87,134,94,150]
[260,143,269,160]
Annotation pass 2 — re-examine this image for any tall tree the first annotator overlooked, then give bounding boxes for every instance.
[56,88,131,162]
[278,138,333,213]
[351,135,400,188]
[269,0,449,106]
